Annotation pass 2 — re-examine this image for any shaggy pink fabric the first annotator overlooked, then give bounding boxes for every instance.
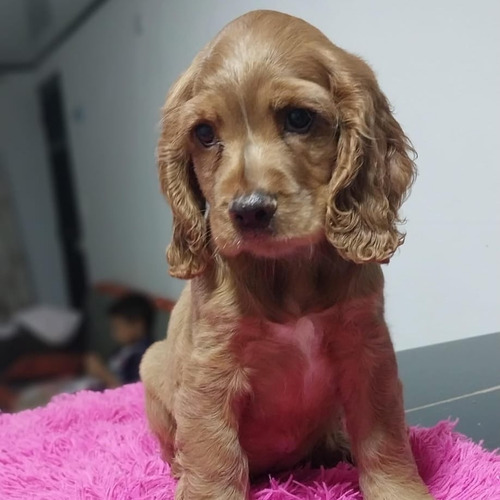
[0,383,498,499]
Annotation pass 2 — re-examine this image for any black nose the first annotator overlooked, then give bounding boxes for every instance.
[229,192,277,231]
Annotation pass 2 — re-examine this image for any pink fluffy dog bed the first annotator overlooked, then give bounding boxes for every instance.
[0,383,498,499]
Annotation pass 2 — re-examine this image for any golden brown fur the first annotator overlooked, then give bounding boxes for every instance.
[141,10,433,500]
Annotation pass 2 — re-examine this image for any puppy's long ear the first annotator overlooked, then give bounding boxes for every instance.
[324,54,416,263]
[157,59,210,279]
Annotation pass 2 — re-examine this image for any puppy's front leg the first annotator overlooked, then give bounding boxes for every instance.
[339,323,433,500]
[173,352,250,500]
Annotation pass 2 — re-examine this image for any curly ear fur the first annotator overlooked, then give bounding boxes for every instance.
[157,62,210,279]
[325,59,417,264]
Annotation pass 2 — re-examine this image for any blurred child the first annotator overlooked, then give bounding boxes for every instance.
[84,293,155,388]
[11,293,156,411]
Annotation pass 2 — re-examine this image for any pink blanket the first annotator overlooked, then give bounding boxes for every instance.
[0,383,498,499]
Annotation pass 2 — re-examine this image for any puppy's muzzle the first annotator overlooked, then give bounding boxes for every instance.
[229,191,277,232]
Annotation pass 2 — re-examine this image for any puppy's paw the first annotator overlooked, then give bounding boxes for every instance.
[361,475,434,500]
[362,484,434,500]
[175,475,248,500]
[364,491,434,500]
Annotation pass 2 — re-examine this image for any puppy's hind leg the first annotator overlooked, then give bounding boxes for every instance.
[140,342,176,467]
[144,387,177,465]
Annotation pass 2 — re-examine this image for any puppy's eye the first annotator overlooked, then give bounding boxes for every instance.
[194,123,216,147]
[284,108,314,133]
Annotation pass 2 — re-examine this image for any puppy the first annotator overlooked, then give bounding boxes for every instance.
[141,10,433,500]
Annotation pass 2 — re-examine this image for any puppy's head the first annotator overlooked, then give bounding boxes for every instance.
[158,10,416,279]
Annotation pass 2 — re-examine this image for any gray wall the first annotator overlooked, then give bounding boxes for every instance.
[0,75,67,306]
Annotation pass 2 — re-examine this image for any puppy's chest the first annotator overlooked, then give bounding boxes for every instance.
[240,314,336,423]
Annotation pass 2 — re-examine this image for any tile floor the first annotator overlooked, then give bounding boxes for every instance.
[397,332,500,450]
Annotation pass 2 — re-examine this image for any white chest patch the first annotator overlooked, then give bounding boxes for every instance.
[241,314,335,464]
[265,315,331,399]
[267,316,322,359]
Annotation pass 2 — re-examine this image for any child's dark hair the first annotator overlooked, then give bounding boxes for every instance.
[107,293,156,341]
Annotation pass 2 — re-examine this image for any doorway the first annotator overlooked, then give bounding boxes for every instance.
[38,74,88,309]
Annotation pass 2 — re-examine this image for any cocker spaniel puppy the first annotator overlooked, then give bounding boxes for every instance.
[141,10,433,500]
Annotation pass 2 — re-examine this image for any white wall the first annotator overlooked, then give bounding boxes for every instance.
[33,0,499,349]
[0,75,67,306]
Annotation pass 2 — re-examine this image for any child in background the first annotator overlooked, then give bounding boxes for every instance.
[85,293,155,388]
[11,293,156,411]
